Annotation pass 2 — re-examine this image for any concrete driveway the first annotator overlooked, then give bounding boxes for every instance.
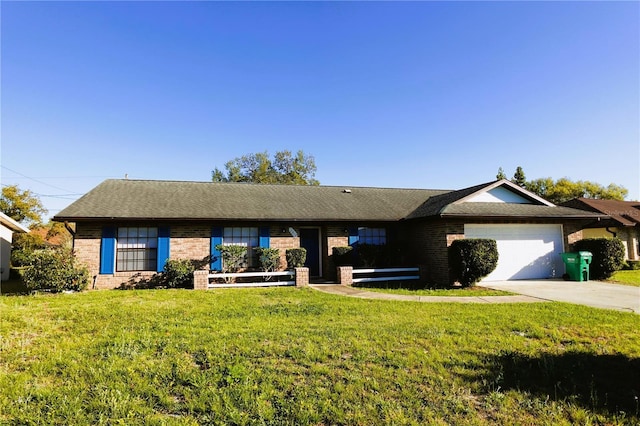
[479,280,640,314]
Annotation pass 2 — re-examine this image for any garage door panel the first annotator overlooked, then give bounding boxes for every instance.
[464,224,564,281]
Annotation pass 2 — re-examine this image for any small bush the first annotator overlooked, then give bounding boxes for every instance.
[332,246,353,266]
[162,259,195,288]
[215,244,247,273]
[449,239,498,287]
[573,238,625,280]
[255,247,280,272]
[21,249,90,292]
[285,248,307,269]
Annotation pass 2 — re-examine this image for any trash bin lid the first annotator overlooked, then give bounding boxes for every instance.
[578,251,592,257]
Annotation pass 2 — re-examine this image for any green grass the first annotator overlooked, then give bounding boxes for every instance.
[608,269,640,287]
[1,288,639,425]
[354,285,513,297]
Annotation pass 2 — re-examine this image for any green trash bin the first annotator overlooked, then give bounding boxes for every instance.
[561,251,592,282]
[578,251,592,281]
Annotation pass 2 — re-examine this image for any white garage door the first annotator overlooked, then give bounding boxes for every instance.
[464,224,564,281]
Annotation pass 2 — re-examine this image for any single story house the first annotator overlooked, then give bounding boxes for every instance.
[53,178,605,289]
[561,198,640,261]
[0,211,30,281]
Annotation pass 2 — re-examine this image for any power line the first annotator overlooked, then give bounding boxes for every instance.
[1,165,75,193]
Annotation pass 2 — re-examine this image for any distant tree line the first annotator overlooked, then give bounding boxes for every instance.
[496,166,628,204]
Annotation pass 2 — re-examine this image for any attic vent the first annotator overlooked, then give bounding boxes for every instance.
[342,189,352,194]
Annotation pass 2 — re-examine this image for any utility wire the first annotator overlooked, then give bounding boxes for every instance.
[1,165,75,193]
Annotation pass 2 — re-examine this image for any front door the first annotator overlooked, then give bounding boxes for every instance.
[299,228,321,277]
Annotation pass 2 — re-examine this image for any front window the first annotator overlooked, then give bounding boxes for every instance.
[358,227,386,245]
[116,227,158,271]
[223,227,259,268]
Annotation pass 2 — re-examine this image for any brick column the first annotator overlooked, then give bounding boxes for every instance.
[337,266,353,286]
[295,267,309,287]
[193,270,209,290]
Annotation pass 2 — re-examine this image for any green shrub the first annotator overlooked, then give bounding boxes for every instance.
[215,244,247,273]
[623,260,640,271]
[161,259,195,288]
[332,246,353,266]
[449,239,498,287]
[21,249,90,292]
[255,247,280,272]
[285,248,307,269]
[573,238,625,280]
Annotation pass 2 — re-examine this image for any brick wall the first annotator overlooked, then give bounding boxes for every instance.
[73,223,103,279]
[405,219,464,286]
[73,219,597,289]
[269,226,300,270]
[170,225,210,268]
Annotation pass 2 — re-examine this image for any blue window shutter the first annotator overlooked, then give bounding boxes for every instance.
[211,227,223,271]
[259,226,270,248]
[100,226,116,274]
[348,227,359,246]
[157,227,170,273]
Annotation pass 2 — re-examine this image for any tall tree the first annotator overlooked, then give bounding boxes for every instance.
[212,150,319,185]
[496,167,507,180]
[511,166,526,187]
[525,178,628,204]
[0,185,46,226]
[493,168,628,203]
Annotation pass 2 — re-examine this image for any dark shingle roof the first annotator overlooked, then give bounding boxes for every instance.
[54,179,449,222]
[561,198,640,227]
[54,179,606,223]
[438,203,607,219]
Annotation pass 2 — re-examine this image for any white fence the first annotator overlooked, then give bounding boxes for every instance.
[352,267,420,283]
[207,271,295,288]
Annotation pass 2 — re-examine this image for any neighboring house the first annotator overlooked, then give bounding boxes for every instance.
[53,179,604,289]
[0,212,29,281]
[561,198,640,260]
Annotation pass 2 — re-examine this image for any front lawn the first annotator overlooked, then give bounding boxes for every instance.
[1,288,639,425]
[353,285,513,297]
[608,269,640,287]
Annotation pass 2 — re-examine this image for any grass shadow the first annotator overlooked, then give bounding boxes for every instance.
[479,350,640,416]
[0,269,29,295]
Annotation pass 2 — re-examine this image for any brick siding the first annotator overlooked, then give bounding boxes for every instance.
[73,219,599,289]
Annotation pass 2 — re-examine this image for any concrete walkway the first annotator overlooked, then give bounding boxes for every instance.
[309,280,640,313]
[479,280,640,314]
[308,284,545,304]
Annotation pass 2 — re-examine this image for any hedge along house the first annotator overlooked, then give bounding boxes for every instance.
[53,179,605,289]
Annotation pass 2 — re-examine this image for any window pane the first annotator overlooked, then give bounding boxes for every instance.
[358,227,386,245]
[222,227,259,268]
[116,227,159,271]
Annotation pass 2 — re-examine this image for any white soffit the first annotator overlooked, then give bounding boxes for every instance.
[465,186,531,204]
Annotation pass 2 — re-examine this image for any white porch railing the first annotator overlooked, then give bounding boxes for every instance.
[352,267,420,283]
[207,271,296,288]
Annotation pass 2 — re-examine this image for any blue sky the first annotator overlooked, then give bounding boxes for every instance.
[2,1,638,218]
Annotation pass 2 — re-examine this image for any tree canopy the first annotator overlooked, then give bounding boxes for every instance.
[495,167,628,204]
[212,150,319,185]
[0,185,47,226]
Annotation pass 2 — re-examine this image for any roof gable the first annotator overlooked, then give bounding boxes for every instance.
[453,179,554,206]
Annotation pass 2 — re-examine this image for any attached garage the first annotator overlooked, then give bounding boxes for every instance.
[464,224,565,281]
